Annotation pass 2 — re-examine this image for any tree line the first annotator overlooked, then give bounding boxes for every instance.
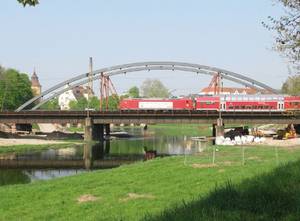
[0,66,33,111]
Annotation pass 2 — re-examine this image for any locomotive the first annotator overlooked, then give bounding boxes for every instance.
[119,95,300,112]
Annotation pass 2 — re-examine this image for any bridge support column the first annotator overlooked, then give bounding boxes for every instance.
[83,143,92,170]
[84,118,93,169]
[212,119,225,145]
[216,118,225,137]
[84,118,93,141]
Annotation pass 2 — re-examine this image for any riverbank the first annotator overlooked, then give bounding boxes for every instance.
[0,141,81,154]
[0,145,299,220]
[0,138,67,146]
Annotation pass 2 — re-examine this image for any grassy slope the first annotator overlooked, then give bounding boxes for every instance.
[149,124,212,136]
[146,159,300,221]
[0,145,300,221]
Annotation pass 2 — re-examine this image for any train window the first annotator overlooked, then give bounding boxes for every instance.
[226,97,230,101]
[255,97,260,101]
[232,97,236,101]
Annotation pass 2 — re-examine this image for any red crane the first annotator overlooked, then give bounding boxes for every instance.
[207,72,222,95]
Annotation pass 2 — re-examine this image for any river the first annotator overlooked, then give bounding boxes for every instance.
[0,125,210,186]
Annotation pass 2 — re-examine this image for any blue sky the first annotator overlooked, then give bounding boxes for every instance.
[0,0,288,95]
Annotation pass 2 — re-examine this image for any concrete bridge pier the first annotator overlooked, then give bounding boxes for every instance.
[212,118,225,145]
[83,118,93,169]
[84,118,107,169]
[84,118,93,141]
[216,118,225,137]
[83,143,92,170]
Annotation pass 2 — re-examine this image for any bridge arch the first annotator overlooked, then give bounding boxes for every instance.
[16,61,280,111]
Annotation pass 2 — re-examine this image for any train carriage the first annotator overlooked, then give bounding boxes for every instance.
[222,95,284,111]
[119,95,300,112]
[119,98,194,110]
[284,96,300,110]
[195,96,220,110]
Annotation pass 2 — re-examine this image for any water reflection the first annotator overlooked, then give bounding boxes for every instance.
[25,169,85,181]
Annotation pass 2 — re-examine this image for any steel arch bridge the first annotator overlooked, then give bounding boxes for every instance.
[16,61,280,112]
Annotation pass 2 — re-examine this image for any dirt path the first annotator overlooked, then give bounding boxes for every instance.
[260,137,300,147]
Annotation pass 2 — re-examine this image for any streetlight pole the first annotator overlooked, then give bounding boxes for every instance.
[87,57,93,118]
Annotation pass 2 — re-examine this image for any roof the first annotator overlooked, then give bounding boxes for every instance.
[200,87,257,95]
[72,85,94,99]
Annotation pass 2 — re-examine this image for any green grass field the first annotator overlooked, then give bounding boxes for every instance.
[0,145,300,220]
[148,123,212,136]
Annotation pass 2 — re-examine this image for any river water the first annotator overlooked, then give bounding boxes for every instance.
[0,126,210,186]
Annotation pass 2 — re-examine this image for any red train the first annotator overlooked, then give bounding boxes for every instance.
[119,95,300,112]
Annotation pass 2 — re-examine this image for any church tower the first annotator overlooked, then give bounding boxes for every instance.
[31,69,41,97]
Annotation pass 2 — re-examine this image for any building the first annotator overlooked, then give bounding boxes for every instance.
[72,85,93,100]
[58,85,94,110]
[31,70,41,97]
[200,87,258,95]
[199,74,258,95]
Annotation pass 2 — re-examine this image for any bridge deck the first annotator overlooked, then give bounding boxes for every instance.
[0,110,299,124]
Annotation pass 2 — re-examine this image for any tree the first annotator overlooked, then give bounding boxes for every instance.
[68,95,120,111]
[18,0,39,7]
[0,68,33,111]
[40,98,60,110]
[281,75,300,95]
[107,95,120,110]
[140,79,170,98]
[128,86,140,98]
[89,96,100,110]
[264,0,300,69]
[69,97,88,111]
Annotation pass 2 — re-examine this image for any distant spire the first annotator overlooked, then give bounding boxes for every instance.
[31,68,41,87]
